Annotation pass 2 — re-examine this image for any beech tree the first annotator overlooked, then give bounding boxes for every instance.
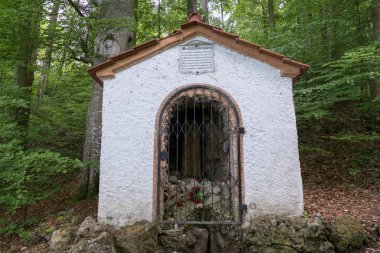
[370,0,380,98]
[0,0,378,236]
[13,0,44,129]
[38,0,61,105]
[188,0,198,14]
[201,0,209,21]
[268,0,275,35]
[80,0,138,198]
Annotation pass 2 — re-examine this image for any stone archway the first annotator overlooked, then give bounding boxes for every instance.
[153,84,245,224]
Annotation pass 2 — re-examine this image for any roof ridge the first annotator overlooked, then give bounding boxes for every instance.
[89,17,310,85]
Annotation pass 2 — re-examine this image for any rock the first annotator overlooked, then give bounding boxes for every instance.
[159,227,195,252]
[114,220,157,253]
[158,226,208,253]
[370,223,380,238]
[169,176,178,184]
[71,216,81,225]
[185,178,201,192]
[221,188,230,201]
[209,231,225,253]
[30,223,55,244]
[329,215,366,253]
[240,215,334,253]
[203,183,220,196]
[213,186,221,195]
[204,195,221,206]
[190,227,209,253]
[77,216,105,239]
[208,226,241,253]
[69,232,117,253]
[49,227,75,252]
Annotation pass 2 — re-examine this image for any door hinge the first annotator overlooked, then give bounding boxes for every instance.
[238,127,245,134]
[160,151,169,160]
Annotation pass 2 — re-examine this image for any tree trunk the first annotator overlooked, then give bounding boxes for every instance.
[201,0,208,21]
[320,4,329,62]
[188,0,197,15]
[373,0,380,39]
[307,0,313,52]
[370,0,380,98]
[220,0,225,28]
[330,1,342,60]
[268,0,275,34]
[80,0,137,199]
[38,0,60,105]
[158,0,162,37]
[354,0,363,42]
[14,2,42,129]
[261,2,269,42]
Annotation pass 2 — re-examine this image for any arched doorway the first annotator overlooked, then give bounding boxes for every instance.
[155,85,244,224]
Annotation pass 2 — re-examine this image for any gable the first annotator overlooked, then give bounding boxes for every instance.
[89,14,309,85]
[111,35,284,86]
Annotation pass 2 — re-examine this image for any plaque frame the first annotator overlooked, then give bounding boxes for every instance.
[179,40,215,74]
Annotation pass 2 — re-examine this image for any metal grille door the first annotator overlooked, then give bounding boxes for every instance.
[157,85,243,224]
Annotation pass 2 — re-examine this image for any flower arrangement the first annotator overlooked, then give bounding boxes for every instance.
[189,186,204,205]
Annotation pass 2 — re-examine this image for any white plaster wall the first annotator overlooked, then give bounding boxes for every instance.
[98,36,303,226]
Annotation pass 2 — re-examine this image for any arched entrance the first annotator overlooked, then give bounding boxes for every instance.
[155,85,244,224]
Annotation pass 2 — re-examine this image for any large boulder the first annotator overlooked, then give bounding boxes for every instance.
[76,216,106,239]
[69,232,117,253]
[209,228,240,253]
[159,227,196,253]
[114,220,158,253]
[191,227,209,253]
[239,215,334,253]
[329,215,367,252]
[49,227,75,252]
[158,226,209,253]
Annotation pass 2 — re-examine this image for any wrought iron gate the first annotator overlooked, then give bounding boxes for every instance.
[157,85,244,224]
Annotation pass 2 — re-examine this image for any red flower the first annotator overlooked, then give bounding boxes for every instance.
[194,199,201,204]
[189,192,194,199]
[176,201,182,208]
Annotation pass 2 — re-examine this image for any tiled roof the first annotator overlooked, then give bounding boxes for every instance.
[89,13,309,85]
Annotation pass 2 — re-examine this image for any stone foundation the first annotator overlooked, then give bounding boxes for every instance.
[47,215,374,253]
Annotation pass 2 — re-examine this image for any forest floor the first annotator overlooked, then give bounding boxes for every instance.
[1,151,380,252]
[301,152,380,231]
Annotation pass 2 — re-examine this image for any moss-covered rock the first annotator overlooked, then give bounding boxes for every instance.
[49,227,75,252]
[329,215,366,252]
[158,226,209,253]
[68,232,117,253]
[114,220,157,253]
[239,215,334,253]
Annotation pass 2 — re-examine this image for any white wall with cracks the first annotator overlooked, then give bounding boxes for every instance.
[98,36,304,227]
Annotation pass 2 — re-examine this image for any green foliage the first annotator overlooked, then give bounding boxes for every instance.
[329,133,380,142]
[0,80,83,235]
[30,64,91,158]
[18,230,32,244]
[299,144,333,156]
[295,42,380,120]
[0,0,378,238]
[137,0,187,43]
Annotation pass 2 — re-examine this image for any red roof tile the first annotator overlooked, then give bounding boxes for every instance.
[89,13,309,85]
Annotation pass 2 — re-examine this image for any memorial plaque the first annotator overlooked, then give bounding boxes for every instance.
[180,41,214,74]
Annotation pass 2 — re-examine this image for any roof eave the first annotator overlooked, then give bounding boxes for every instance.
[88,16,309,86]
